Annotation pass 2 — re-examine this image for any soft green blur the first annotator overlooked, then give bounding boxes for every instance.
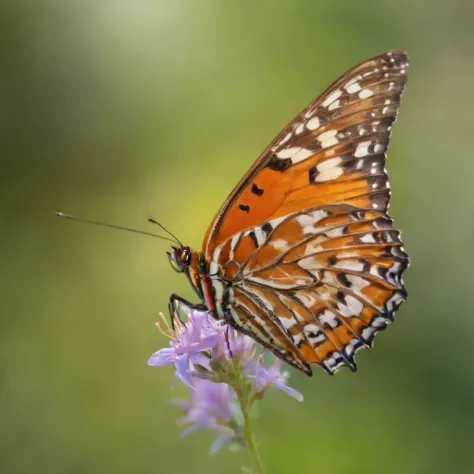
[2,1,474,473]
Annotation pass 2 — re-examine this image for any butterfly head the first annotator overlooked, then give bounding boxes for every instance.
[167,246,191,273]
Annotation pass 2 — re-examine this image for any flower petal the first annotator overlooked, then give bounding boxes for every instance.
[189,352,212,370]
[175,333,221,355]
[147,348,175,366]
[209,433,236,455]
[180,425,201,439]
[273,381,304,402]
[175,354,194,388]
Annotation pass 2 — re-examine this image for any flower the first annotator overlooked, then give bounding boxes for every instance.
[173,377,242,454]
[250,356,304,402]
[148,311,224,387]
[148,309,303,454]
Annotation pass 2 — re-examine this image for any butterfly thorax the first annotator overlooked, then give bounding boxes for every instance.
[186,250,224,318]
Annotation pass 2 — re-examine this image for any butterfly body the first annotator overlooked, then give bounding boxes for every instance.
[169,51,409,376]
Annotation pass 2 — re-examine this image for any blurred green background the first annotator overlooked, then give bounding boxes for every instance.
[2,1,474,473]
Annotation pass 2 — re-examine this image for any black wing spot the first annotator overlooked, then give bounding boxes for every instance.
[308,165,318,184]
[359,259,371,272]
[336,291,346,303]
[251,183,264,196]
[239,204,250,212]
[384,246,393,257]
[328,255,337,266]
[377,267,388,279]
[267,155,292,171]
[336,272,352,288]
[261,222,273,236]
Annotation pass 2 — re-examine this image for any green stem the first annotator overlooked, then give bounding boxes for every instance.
[241,401,266,474]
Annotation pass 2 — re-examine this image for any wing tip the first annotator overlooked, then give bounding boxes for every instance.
[380,49,409,61]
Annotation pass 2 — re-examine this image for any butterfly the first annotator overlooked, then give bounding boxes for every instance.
[165,50,410,375]
[164,50,411,376]
[59,50,409,376]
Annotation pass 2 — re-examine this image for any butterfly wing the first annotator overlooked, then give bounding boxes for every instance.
[204,50,409,374]
[223,207,408,374]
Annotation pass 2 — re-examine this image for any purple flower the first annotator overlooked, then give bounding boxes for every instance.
[148,309,304,454]
[148,311,224,387]
[173,378,242,454]
[250,356,304,402]
[149,309,303,398]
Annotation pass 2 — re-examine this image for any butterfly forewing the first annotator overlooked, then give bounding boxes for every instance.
[204,51,409,375]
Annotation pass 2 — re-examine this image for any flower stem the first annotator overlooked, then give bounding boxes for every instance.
[241,402,266,474]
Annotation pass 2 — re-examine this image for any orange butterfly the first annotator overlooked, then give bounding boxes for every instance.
[166,50,410,376]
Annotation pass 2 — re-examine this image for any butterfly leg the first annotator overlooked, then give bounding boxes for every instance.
[168,293,207,330]
[224,325,234,359]
[219,287,236,356]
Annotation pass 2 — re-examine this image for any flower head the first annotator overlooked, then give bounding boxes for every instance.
[148,311,224,387]
[148,309,303,453]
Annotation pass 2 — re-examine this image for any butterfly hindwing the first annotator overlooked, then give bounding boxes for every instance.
[217,206,408,374]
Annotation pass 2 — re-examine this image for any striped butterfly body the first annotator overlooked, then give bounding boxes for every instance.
[168,51,409,375]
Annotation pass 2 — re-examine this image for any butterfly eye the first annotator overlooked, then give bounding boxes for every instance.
[181,248,191,265]
[167,250,185,273]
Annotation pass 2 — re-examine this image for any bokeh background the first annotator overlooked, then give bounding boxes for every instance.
[2,1,474,473]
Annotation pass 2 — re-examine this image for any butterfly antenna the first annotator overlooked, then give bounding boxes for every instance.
[53,212,179,244]
[148,218,183,248]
